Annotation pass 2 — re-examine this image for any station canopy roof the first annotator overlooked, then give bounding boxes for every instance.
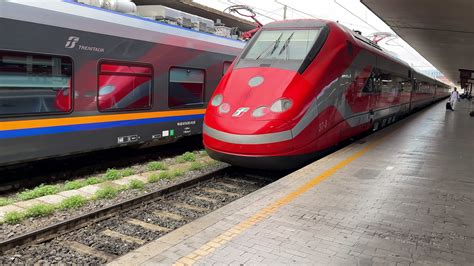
[132,0,257,31]
[361,0,474,85]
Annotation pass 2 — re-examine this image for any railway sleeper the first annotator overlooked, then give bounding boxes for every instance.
[64,240,116,262]
[172,202,208,213]
[152,210,184,221]
[222,177,261,186]
[192,195,219,203]
[214,181,240,190]
[202,187,242,197]
[126,218,171,232]
[241,173,276,183]
[101,229,146,245]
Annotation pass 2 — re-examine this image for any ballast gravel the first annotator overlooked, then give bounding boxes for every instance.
[0,163,225,241]
[0,168,275,264]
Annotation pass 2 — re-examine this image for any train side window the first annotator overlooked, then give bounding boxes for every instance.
[362,72,375,93]
[168,67,205,108]
[380,72,393,93]
[400,77,412,93]
[0,51,73,116]
[223,61,232,76]
[98,62,152,112]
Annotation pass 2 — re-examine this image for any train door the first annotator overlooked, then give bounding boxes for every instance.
[368,68,382,130]
[370,68,380,114]
[341,64,375,140]
[409,79,416,112]
[337,66,356,140]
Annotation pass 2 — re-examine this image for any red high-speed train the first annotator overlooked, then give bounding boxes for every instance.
[203,19,450,169]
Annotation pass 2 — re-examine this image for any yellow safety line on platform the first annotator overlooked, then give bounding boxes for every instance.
[173,136,386,266]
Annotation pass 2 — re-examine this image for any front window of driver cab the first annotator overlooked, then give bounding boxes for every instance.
[243,29,321,61]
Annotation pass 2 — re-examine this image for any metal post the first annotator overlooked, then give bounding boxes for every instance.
[283,5,287,20]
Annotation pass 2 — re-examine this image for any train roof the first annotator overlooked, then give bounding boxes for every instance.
[338,23,449,87]
[0,0,245,52]
[134,0,257,32]
[264,19,328,28]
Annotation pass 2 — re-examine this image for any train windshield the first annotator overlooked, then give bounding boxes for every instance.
[243,29,320,61]
[236,28,323,72]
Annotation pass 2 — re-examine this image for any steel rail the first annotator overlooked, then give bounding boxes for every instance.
[0,166,231,254]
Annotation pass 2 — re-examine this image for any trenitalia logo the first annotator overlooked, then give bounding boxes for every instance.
[232,107,250,117]
[64,36,105,53]
[65,36,79,49]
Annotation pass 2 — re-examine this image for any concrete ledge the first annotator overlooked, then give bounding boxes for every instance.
[37,194,67,205]
[0,205,25,220]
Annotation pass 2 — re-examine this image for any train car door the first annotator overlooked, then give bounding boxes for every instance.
[370,68,380,114]
[409,79,416,112]
[341,65,375,139]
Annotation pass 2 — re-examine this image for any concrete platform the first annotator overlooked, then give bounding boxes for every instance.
[110,100,474,265]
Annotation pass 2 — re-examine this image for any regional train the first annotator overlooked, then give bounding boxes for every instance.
[0,1,245,166]
[203,19,451,169]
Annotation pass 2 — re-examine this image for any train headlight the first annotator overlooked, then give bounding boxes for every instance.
[218,103,231,114]
[211,94,223,107]
[270,98,292,113]
[252,106,269,118]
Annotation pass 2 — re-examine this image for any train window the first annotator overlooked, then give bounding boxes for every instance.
[243,29,320,61]
[359,68,374,93]
[168,67,205,108]
[223,61,232,76]
[0,51,73,116]
[399,77,412,93]
[361,77,373,93]
[379,72,394,93]
[98,62,152,112]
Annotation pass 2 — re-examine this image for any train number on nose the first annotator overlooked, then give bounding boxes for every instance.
[232,107,250,117]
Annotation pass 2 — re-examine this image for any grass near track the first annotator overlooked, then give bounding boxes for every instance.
[1,150,216,225]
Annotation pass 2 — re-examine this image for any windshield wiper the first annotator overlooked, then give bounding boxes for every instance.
[256,33,283,60]
[278,32,295,59]
[269,33,283,55]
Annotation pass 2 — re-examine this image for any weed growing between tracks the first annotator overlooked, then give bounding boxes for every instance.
[128,180,145,190]
[147,173,160,183]
[95,186,119,200]
[190,161,203,171]
[0,197,13,207]
[103,168,136,181]
[18,184,60,201]
[85,177,101,185]
[0,151,217,227]
[25,204,55,218]
[147,162,168,171]
[3,211,23,224]
[64,180,86,190]
[59,196,87,210]
[148,171,173,183]
[176,152,196,163]
[171,169,185,178]
[2,151,204,204]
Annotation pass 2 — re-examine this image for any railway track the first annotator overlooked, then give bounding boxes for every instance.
[0,167,284,264]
